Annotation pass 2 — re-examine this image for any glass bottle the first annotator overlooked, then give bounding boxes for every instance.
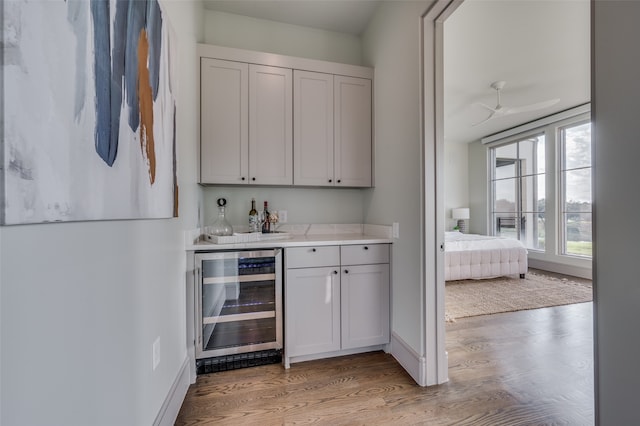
[262,201,271,233]
[248,198,259,233]
[211,198,233,236]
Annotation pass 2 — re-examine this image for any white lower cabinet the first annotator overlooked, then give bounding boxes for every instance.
[286,266,340,357]
[341,263,390,350]
[284,244,390,368]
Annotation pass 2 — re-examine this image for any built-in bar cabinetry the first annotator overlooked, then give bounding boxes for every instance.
[198,44,373,187]
[284,244,390,368]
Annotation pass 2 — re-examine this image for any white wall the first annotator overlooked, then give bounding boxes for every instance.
[593,2,640,423]
[362,1,430,354]
[444,142,470,231]
[0,2,203,425]
[202,187,365,230]
[467,140,489,234]
[204,10,363,65]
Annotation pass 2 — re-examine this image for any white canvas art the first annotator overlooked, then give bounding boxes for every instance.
[1,0,178,225]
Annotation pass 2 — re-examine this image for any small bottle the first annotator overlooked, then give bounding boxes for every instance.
[248,198,259,233]
[262,201,270,233]
[210,198,233,236]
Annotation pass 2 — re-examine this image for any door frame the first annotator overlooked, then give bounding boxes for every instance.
[420,0,463,386]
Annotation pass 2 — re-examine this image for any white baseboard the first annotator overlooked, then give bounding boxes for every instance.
[284,344,386,368]
[528,258,592,280]
[389,331,427,387]
[153,357,191,426]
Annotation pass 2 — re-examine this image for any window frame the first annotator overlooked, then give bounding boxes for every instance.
[558,119,592,258]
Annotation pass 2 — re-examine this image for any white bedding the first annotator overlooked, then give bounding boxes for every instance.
[444,231,528,281]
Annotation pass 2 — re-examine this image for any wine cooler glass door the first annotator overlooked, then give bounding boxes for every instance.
[196,249,282,359]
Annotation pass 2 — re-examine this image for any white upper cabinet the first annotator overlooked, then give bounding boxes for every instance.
[200,58,248,184]
[199,44,373,187]
[293,71,334,186]
[200,61,292,185]
[249,64,293,185]
[334,76,372,188]
[294,72,372,187]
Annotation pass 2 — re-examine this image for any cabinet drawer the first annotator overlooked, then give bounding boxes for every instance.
[341,244,389,265]
[285,246,340,268]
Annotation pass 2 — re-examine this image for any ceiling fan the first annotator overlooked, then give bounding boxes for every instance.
[472,81,560,126]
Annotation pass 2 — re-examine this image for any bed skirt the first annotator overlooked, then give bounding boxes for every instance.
[445,247,528,281]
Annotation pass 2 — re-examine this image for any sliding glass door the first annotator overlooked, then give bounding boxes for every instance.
[491,135,546,250]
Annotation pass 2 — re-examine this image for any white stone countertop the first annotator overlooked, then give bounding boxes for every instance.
[185,224,394,251]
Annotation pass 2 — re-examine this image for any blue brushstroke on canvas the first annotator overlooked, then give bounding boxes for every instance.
[89,0,165,166]
[90,0,117,166]
[146,0,163,99]
[123,0,146,131]
[110,0,127,157]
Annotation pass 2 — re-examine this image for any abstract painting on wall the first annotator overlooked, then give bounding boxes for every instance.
[1,0,178,225]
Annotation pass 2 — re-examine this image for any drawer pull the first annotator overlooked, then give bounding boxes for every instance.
[312,248,316,252]
[364,246,369,250]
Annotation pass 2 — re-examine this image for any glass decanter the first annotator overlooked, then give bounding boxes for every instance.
[210,198,233,236]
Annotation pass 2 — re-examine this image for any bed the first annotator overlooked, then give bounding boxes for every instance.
[444,231,528,281]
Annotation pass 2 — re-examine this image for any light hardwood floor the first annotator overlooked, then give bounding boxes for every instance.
[176,302,594,425]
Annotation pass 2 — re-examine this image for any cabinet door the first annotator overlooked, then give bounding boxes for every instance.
[249,65,293,185]
[200,58,248,184]
[293,70,334,186]
[341,263,389,349]
[285,266,340,357]
[334,76,372,187]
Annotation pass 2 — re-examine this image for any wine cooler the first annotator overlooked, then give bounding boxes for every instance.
[195,249,282,373]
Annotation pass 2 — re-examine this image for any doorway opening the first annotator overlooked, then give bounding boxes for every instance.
[423,0,593,405]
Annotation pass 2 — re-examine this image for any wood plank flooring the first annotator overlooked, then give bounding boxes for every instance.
[176,302,594,425]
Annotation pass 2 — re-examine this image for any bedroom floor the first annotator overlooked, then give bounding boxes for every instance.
[176,302,594,425]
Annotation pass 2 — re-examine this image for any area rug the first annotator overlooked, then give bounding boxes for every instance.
[445,269,592,322]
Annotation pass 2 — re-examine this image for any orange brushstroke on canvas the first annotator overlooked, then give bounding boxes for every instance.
[137,29,156,184]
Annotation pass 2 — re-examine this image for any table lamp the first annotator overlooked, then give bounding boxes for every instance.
[452,208,470,233]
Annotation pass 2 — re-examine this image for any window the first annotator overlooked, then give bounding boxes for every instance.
[560,122,592,257]
[491,135,546,250]
[487,106,592,263]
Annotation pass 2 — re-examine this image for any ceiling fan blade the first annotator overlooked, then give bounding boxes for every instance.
[471,111,496,126]
[504,98,560,115]
[474,102,499,113]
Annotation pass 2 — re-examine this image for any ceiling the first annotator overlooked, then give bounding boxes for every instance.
[202,0,591,145]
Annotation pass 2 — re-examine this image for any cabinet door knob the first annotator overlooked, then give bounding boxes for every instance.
[252,177,256,181]
[241,177,246,181]
[344,269,349,274]
[333,270,338,275]
[364,246,369,250]
[328,179,332,183]
[312,248,316,252]
[337,179,341,183]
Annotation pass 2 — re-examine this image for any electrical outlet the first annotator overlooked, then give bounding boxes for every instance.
[152,337,161,371]
[279,210,288,223]
[392,222,400,238]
